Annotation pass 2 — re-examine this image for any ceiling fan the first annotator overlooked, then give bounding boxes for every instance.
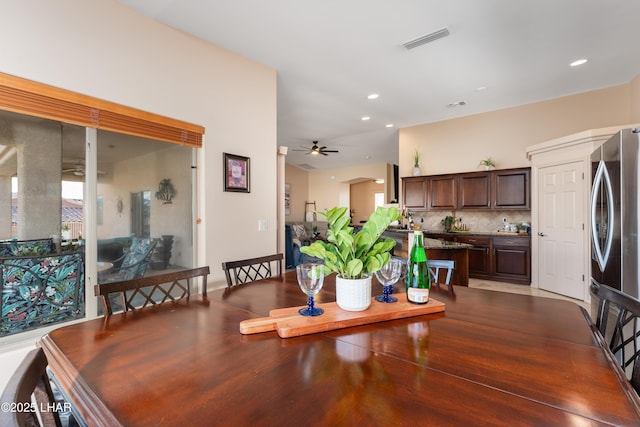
[62,160,106,177]
[293,141,339,156]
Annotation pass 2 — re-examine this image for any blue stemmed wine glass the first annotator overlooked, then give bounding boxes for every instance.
[375,258,403,303]
[296,263,325,316]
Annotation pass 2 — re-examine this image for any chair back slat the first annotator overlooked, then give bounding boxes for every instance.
[95,266,210,315]
[591,282,640,394]
[222,254,283,287]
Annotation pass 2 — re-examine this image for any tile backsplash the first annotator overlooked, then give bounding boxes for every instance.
[411,210,532,233]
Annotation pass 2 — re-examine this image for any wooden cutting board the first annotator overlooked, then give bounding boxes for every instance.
[239,294,445,338]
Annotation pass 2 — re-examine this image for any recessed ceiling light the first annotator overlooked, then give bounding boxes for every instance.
[361,116,370,121]
[570,59,588,67]
[385,124,394,128]
[475,86,488,92]
[374,178,385,184]
[367,94,379,100]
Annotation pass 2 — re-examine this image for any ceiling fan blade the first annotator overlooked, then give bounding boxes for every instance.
[320,151,328,156]
[322,150,339,153]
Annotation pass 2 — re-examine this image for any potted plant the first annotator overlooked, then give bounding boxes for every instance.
[479,157,496,170]
[300,206,399,311]
[412,149,422,176]
[61,224,72,240]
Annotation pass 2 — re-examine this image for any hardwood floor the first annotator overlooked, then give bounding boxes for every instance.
[468,278,590,311]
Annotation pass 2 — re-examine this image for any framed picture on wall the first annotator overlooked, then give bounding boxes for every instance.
[223,152,250,193]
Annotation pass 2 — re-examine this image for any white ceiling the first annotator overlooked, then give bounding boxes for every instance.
[118,0,640,170]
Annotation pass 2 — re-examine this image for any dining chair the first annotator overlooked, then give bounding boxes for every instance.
[95,266,210,315]
[590,282,640,394]
[0,348,62,427]
[222,253,283,287]
[427,259,455,295]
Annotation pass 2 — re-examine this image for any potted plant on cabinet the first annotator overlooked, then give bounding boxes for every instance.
[300,206,399,311]
[412,149,422,176]
[479,157,496,170]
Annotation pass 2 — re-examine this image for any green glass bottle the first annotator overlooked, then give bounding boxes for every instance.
[406,230,431,304]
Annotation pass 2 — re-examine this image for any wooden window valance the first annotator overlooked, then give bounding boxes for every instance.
[0,72,203,148]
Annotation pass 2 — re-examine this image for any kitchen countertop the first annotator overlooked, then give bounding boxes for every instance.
[385,228,531,238]
[383,229,472,250]
[424,237,472,249]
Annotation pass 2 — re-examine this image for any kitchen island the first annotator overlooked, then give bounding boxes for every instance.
[383,229,471,286]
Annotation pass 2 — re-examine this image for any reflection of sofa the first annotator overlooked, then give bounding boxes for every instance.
[0,251,84,336]
[285,224,322,269]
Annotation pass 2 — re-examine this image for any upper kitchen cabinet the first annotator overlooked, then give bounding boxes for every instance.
[458,172,491,209]
[428,174,457,210]
[493,168,530,209]
[402,167,531,211]
[402,176,427,209]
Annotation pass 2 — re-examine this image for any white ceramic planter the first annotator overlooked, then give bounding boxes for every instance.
[335,275,372,311]
[412,166,422,176]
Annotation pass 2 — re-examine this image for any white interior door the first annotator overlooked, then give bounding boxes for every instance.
[537,161,585,299]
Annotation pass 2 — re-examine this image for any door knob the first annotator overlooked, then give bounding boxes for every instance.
[538,232,546,237]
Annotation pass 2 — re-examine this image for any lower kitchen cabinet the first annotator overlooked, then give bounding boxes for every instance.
[426,233,531,285]
[492,237,531,284]
[455,236,491,277]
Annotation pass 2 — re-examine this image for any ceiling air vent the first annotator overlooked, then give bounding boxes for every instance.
[402,27,450,50]
[298,163,316,170]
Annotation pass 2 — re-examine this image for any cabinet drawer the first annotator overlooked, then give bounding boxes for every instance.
[492,237,530,247]
[456,236,491,246]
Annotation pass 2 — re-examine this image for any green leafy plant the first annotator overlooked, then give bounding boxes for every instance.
[300,206,399,279]
[441,215,455,232]
[413,149,420,167]
[479,157,496,168]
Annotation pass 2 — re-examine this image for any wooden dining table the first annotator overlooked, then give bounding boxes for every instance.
[40,271,640,426]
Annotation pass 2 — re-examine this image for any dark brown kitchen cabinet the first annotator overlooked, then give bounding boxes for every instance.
[402,167,530,211]
[428,174,457,210]
[458,172,491,209]
[425,232,531,285]
[492,236,530,284]
[456,235,492,277]
[493,168,530,209]
[402,177,427,209]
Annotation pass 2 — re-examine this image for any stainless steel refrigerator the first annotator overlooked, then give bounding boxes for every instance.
[590,127,640,298]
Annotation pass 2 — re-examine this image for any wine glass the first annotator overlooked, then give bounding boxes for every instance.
[296,263,325,316]
[375,258,403,303]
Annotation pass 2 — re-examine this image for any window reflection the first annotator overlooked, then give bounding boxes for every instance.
[0,110,195,336]
[96,130,193,283]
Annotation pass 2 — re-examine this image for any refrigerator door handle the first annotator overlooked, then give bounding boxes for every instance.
[590,160,614,272]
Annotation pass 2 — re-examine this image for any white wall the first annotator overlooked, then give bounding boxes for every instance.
[399,83,634,179]
[0,0,277,384]
[0,0,277,286]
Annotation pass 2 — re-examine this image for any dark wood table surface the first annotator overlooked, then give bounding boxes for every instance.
[40,272,640,426]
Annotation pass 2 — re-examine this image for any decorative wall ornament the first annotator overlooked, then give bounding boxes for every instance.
[155,179,176,204]
[116,196,124,215]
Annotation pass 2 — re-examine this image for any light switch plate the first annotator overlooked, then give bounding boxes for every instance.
[258,219,268,232]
